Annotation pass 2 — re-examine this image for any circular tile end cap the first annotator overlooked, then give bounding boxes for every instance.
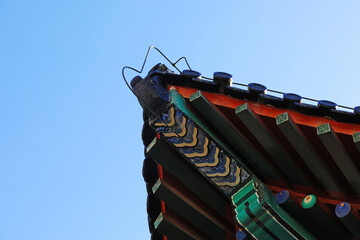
[302,194,317,209]
[318,100,338,110]
[276,190,290,205]
[284,93,302,103]
[213,72,233,80]
[236,229,247,240]
[182,69,201,78]
[354,106,360,115]
[248,83,267,94]
[335,202,351,218]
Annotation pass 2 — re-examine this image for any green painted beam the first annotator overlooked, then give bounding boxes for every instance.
[189,91,280,181]
[152,179,228,240]
[236,103,309,186]
[146,137,226,217]
[154,213,204,240]
[232,178,315,239]
[232,179,316,240]
[237,207,274,240]
[276,112,342,193]
[231,180,256,207]
[317,123,360,195]
[260,185,316,240]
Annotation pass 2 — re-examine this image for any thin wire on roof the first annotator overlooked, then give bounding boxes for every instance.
[122,46,354,113]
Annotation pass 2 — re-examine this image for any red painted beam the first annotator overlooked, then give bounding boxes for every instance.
[172,85,360,135]
[268,185,360,210]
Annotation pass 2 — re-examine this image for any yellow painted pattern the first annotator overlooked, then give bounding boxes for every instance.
[173,127,198,147]
[155,106,244,190]
[162,116,187,137]
[184,137,209,158]
[214,166,241,187]
[205,156,230,177]
[195,147,220,167]
[154,107,175,127]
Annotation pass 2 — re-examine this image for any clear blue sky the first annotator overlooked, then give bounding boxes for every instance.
[1,1,359,239]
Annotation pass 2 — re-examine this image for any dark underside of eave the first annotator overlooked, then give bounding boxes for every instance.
[142,119,240,240]
[137,68,360,240]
